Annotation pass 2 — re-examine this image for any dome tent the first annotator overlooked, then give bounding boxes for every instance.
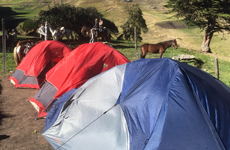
[29,42,130,118]
[42,58,230,150]
[9,40,72,89]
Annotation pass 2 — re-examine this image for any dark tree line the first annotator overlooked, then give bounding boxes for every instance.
[38,4,118,40]
[19,3,148,42]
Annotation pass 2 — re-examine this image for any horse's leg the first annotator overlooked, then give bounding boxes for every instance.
[89,34,93,43]
[140,46,147,59]
[140,51,144,59]
[140,52,146,59]
[106,31,109,42]
[66,36,69,44]
[159,48,165,58]
[95,32,98,42]
[159,52,163,58]
[107,30,110,42]
[159,49,165,58]
[89,30,94,43]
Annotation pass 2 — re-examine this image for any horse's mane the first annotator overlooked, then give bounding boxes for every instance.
[173,39,177,45]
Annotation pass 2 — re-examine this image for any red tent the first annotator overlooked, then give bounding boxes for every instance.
[9,40,72,89]
[29,42,130,118]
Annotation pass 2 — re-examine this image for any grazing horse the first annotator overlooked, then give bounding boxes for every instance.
[140,39,178,59]
[81,25,111,43]
[13,40,42,66]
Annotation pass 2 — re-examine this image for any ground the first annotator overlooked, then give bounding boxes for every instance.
[0,75,53,150]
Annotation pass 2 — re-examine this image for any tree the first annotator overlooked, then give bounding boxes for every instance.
[164,0,230,53]
[38,4,118,40]
[22,19,37,33]
[120,3,148,42]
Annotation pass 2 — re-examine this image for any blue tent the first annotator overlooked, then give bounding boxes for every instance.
[43,58,230,150]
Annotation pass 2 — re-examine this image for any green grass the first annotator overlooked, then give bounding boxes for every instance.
[113,40,230,87]
[0,53,17,74]
[0,39,230,87]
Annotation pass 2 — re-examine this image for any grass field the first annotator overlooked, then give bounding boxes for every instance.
[113,40,230,87]
[0,0,230,87]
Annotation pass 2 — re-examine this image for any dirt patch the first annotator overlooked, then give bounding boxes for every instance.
[0,75,52,150]
[155,21,188,29]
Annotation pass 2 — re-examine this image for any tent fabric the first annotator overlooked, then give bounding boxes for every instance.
[42,58,230,150]
[29,42,130,118]
[43,88,77,133]
[8,40,72,89]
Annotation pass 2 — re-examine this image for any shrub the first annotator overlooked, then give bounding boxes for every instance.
[22,19,37,33]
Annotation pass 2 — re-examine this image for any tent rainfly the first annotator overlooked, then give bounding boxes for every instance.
[8,40,72,89]
[43,58,230,150]
[29,42,130,118]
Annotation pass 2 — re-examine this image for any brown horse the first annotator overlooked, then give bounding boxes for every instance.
[140,39,178,59]
[81,25,111,43]
[14,39,42,66]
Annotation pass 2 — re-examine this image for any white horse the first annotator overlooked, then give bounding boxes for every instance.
[49,27,59,41]
[38,25,46,40]
[59,27,74,41]
[49,26,74,44]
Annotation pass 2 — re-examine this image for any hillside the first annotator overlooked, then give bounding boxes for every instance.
[65,0,230,61]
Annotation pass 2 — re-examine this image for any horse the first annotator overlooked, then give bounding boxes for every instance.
[59,27,74,41]
[81,25,111,43]
[13,39,42,66]
[49,26,59,41]
[140,39,178,59]
[37,24,46,40]
[49,26,73,44]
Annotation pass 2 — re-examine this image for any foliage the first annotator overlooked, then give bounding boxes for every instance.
[16,22,27,36]
[164,0,230,35]
[38,4,118,39]
[22,19,37,33]
[120,3,148,42]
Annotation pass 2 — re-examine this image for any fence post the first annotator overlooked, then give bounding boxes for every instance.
[2,18,6,74]
[134,27,139,59]
[215,57,219,79]
[45,21,49,41]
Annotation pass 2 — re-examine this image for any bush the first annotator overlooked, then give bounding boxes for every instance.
[22,19,37,33]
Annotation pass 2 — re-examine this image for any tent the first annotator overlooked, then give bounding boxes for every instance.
[42,58,230,150]
[8,40,72,89]
[29,42,130,118]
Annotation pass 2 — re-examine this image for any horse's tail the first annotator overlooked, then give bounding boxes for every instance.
[13,46,20,66]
